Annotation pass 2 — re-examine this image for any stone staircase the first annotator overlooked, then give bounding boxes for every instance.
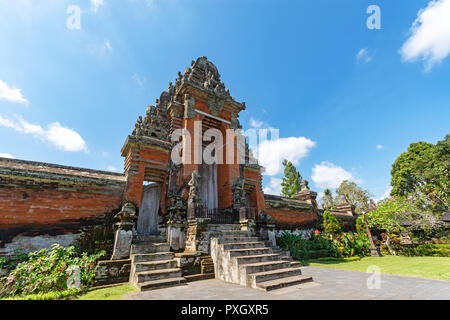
[211,230,312,291]
[129,239,187,291]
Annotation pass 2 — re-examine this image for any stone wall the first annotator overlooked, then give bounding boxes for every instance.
[94,259,131,286]
[0,158,126,254]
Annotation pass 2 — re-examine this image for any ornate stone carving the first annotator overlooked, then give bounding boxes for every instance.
[258,210,275,223]
[131,102,170,141]
[207,94,224,117]
[232,177,247,209]
[230,112,241,130]
[113,201,137,231]
[184,94,196,119]
[167,194,187,224]
[301,179,309,191]
[188,170,201,205]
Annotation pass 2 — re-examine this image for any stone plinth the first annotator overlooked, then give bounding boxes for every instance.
[167,222,186,251]
[111,229,133,260]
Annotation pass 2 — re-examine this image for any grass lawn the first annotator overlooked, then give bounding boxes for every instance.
[307,256,450,281]
[76,283,138,300]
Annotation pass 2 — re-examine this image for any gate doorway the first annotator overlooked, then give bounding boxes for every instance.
[136,182,161,236]
[199,163,218,210]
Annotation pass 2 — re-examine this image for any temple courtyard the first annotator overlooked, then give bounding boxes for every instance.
[122,266,450,300]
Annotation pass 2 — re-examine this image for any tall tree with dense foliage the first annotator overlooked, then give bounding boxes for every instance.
[390,135,449,215]
[322,210,342,234]
[281,159,302,198]
[321,188,334,210]
[335,180,372,214]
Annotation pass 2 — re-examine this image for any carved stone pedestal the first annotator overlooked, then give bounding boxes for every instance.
[111,230,133,260]
[370,247,382,257]
[167,222,186,251]
[258,222,276,246]
[185,218,210,253]
[111,202,136,260]
[239,219,256,235]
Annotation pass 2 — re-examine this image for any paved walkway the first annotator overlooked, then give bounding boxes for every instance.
[124,267,450,300]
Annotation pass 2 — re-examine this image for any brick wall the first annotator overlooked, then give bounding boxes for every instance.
[0,158,126,249]
[264,194,319,229]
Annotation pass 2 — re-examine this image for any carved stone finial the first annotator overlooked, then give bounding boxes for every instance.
[301,179,309,191]
[113,201,137,231]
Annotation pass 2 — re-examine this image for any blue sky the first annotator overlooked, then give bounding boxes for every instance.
[0,0,449,203]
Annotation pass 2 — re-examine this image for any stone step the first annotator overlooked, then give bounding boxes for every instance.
[239,260,291,275]
[234,253,281,265]
[256,275,313,291]
[134,268,182,283]
[248,267,303,286]
[133,235,165,243]
[134,260,177,273]
[220,230,252,237]
[222,242,266,250]
[184,273,215,282]
[136,277,187,291]
[221,237,259,243]
[290,261,301,268]
[131,243,170,255]
[228,247,271,257]
[132,252,174,263]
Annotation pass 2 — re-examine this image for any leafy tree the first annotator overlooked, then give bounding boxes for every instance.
[390,135,449,215]
[321,188,335,210]
[281,159,302,198]
[335,180,372,214]
[366,198,411,255]
[322,210,342,235]
[355,215,367,235]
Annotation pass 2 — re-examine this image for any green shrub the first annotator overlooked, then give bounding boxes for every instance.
[0,249,29,273]
[311,256,361,262]
[1,244,105,298]
[400,244,450,257]
[323,210,342,234]
[276,231,371,261]
[1,289,81,300]
[355,216,367,234]
[332,233,371,258]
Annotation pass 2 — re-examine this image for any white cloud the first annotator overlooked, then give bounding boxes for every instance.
[104,40,112,51]
[0,153,14,159]
[374,186,393,203]
[258,136,316,176]
[249,117,266,129]
[45,122,87,152]
[0,115,87,152]
[107,165,117,172]
[400,0,450,71]
[132,73,147,87]
[376,144,384,150]
[311,161,361,189]
[0,80,28,105]
[91,0,105,13]
[263,177,282,195]
[356,48,372,63]
[0,115,21,130]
